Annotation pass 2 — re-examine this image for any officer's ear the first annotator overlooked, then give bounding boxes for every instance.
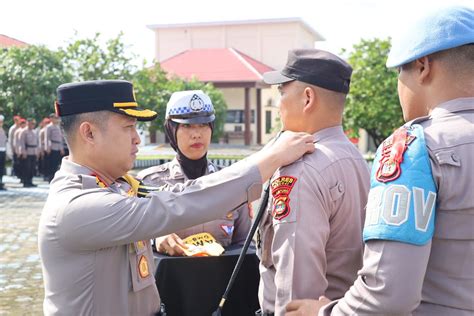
[414,56,433,84]
[78,121,98,144]
[302,86,317,113]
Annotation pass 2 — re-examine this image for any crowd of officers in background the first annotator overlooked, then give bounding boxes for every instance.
[1,114,66,188]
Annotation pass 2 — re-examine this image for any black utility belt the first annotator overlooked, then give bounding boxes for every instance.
[26,144,38,148]
[50,140,61,144]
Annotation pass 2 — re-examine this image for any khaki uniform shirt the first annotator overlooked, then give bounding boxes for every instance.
[137,158,252,247]
[8,124,18,154]
[0,127,6,152]
[45,123,63,151]
[38,157,262,315]
[322,98,474,315]
[14,127,26,155]
[258,126,370,315]
[19,128,38,156]
[39,126,47,153]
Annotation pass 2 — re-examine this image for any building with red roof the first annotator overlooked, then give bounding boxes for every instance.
[0,34,28,49]
[148,18,323,145]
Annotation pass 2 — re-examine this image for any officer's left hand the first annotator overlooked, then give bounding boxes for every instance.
[285,297,331,315]
[156,233,188,256]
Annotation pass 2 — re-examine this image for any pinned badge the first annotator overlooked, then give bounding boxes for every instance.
[220,225,235,236]
[138,255,150,278]
[376,127,416,183]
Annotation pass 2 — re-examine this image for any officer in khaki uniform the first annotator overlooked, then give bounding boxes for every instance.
[18,118,39,187]
[38,80,315,315]
[0,115,6,190]
[286,5,474,316]
[256,49,370,316]
[44,113,64,182]
[138,91,251,253]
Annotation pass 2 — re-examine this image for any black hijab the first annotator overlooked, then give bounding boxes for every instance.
[164,120,214,180]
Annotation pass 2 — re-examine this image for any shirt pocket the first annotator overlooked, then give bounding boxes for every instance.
[129,243,155,292]
[434,150,461,167]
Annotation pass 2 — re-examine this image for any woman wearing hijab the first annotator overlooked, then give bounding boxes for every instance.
[138,90,252,256]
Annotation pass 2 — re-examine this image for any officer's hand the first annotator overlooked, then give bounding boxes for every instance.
[255,131,315,182]
[285,297,331,315]
[60,149,65,156]
[46,150,51,155]
[156,233,188,256]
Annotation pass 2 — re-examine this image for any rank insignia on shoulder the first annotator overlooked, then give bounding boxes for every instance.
[376,127,416,183]
[91,173,108,188]
[271,176,297,220]
[138,255,150,278]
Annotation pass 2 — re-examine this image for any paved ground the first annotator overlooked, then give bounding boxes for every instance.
[0,176,49,315]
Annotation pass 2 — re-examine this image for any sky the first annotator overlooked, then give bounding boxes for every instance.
[1,0,473,65]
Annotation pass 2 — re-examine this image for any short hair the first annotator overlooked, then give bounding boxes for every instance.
[433,44,474,76]
[61,111,111,146]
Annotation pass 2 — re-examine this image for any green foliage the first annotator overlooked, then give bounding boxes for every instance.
[0,45,72,126]
[343,38,404,147]
[60,32,137,81]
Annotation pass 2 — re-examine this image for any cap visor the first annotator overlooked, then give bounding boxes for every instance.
[263,71,295,85]
[116,108,157,122]
[171,115,215,124]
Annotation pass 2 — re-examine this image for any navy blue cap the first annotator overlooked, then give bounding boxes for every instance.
[55,80,157,121]
[263,49,352,94]
[387,5,474,68]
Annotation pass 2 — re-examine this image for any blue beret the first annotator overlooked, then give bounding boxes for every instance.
[386,5,474,68]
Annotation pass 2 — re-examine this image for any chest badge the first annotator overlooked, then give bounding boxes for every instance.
[138,255,150,278]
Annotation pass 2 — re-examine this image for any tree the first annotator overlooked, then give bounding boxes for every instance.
[343,38,404,148]
[60,32,137,81]
[0,45,72,126]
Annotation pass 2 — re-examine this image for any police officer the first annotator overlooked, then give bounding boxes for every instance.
[286,5,474,316]
[256,49,370,315]
[44,113,64,182]
[7,115,21,177]
[38,79,315,315]
[138,90,252,255]
[0,115,6,190]
[18,118,39,187]
[14,118,27,182]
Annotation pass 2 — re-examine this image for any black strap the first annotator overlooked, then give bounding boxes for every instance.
[212,132,282,316]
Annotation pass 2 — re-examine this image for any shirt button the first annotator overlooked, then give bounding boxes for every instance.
[338,183,344,193]
[451,154,459,163]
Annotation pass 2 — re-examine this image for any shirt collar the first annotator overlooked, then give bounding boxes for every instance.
[429,97,474,119]
[312,125,345,143]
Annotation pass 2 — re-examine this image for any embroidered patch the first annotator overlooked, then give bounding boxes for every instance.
[138,255,150,278]
[220,225,235,236]
[271,176,297,220]
[376,127,416,183]
[189,94,204,111]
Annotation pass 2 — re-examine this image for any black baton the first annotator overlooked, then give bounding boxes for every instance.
[212,132,282,316]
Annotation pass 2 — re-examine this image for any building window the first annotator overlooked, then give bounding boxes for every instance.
[265,110,272,133]
[225,110,255,123]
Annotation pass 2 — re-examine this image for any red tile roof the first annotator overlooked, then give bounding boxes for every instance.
[0,34,28,48]
[161,48,274,83]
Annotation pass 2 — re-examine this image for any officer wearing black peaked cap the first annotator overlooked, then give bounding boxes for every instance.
[37,79,315,315]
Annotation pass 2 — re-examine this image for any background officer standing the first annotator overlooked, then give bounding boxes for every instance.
[38,80,315,315]
[286,5,474,316]
[0,115,6,190]
[138,90,252,255]
[257,49,370,315]
[18,118,39,187]
[44,113,64,182]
